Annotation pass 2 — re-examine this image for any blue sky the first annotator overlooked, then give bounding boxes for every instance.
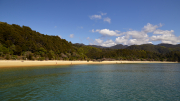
[0,0,180,46]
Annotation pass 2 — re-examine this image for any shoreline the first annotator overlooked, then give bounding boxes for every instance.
[0,60,178,68]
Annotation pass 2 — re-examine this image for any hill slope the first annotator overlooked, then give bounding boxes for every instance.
[0,22,73,54]
[126,44,180,54]
[0,21,180,62]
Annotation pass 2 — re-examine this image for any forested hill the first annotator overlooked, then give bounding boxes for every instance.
[88,44,128,49]
[0,22,180,62]
[0,22,73,54]
[89,44,180,54]
[0,22,106,60]
[0,22,77,60]
[126,44,180,54]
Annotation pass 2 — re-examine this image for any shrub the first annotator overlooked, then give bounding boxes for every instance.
[38,57,45,61]
[5,54,10,60]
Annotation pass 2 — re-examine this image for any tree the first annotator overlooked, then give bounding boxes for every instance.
[9,44,16,55]
[15,45,22,55]
[48,50,55,60]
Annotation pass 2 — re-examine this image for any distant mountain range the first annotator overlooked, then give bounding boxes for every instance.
[1,21,180,62]
[74,43,180,54]
[126,43,180,54]
[74,43,128,49]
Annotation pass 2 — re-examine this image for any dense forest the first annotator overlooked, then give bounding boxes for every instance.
[0,22,180,62]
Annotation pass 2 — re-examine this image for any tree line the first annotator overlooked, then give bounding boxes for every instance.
[0,22,180,62]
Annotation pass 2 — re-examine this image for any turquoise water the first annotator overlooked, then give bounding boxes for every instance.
[0,63,180,101]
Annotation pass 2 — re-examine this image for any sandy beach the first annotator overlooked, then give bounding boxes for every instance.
[0,60,178,68]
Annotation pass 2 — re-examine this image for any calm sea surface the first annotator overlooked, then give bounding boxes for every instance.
[0,63,180,101]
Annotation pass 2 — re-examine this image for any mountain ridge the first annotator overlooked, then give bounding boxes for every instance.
[82,43,180,54]
[0,21,180,62]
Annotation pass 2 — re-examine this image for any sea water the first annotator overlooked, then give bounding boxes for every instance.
[0,63,180,101]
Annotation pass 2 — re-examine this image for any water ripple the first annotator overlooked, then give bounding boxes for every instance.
[0,64,180,101]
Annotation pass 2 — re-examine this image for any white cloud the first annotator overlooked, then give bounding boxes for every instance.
[128,38,150,45]
[115,30,120,33]
[87,37,90,39]
[90,23,180,46]
[143,23,159,33]
[54,26,57,28]
[115,35,150,46]
[90,12,110,23]
[93,29,121,36]
[123,31,148,39]
[92,39,116,47]
[114,23,164,45]
[115,36,129,45]
[101,12,107,15]
[150,28,180,44]
[95,39,103,44]
[69,34,74,38]
[104,17,111,23]
[114,30,150,45]
[92,29,95,33]
[153,29,174,35]
[89,15,102,19]
[159,23,163,27]
[151,30,180,44]
[148,42,153,44]
[101,40,116,47]
[151,34,180,44]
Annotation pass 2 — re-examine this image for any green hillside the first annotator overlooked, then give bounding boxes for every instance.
[0,22,180,62]
[126,44,180,54]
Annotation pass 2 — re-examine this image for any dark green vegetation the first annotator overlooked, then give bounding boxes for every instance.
[126,44,180,54]
[0,22,180,62]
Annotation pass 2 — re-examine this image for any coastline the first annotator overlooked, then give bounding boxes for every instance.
[0,60,178,68]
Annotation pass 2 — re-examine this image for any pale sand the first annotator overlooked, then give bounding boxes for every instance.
[0,60,178,68]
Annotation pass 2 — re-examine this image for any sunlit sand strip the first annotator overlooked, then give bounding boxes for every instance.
[0,60,178,68]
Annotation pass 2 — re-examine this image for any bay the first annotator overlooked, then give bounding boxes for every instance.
[0,63,180,101]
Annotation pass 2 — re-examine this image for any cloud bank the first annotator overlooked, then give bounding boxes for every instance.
[90,23,180,47]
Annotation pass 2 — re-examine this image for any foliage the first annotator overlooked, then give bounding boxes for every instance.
[126,44,180,54]
[0,21,180,62]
